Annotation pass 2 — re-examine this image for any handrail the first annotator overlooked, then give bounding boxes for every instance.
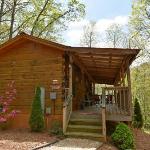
[63,94,73,107]
[104,86,128,90]
[63,89,73,133]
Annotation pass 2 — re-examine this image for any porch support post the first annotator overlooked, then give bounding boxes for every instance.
[69,63,73,112]
[102,88,106,107]
[93,82,95,95]
[127,66,132,116]
[122,77,125,86]
[63,56,73,134]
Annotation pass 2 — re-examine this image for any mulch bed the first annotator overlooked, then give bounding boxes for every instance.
[133,128,150,150]
[0,129,57,150]
[98,128,150,150]
[0,128,149,150]
[97,143,118,150]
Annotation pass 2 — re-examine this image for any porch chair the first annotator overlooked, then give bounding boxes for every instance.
[83,94,93,107]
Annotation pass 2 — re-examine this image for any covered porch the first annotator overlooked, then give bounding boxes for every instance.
[63,47,139,141]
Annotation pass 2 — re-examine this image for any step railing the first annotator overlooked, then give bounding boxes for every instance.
[63,88,73,133]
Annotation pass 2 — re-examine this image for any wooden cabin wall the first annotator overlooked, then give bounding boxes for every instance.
[0,41,64,129]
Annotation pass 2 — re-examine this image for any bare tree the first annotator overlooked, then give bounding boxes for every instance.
[105,23,128,48]
[80,21,99,47]
[9,0,17,39]
[30,0,50,35]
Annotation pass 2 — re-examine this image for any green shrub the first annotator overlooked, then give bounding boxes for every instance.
[111,123,134,150]
[133,98,143,128]
[0,121,10,130]
[50,120,63,136]
[29,87,45,132]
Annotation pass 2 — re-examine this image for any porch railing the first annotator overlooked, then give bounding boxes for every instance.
[102,86,131,116]
[63,88,73,133]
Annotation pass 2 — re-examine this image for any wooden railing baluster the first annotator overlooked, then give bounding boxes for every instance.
[104,86,130,116]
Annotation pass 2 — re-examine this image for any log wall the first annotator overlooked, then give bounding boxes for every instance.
[0,41,64,129]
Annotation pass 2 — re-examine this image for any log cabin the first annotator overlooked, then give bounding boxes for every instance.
[0,33,140,141]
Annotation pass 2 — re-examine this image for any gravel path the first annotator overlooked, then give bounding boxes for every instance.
[40,138,103,150]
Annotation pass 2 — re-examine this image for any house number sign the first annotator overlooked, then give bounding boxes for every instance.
[51,80,61,90]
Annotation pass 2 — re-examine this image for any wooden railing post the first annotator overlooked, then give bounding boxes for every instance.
[63,105,67,133]
[102,107,106,141]
[127,66,132,116]
[101,88,106,141]
[102,88,106,108]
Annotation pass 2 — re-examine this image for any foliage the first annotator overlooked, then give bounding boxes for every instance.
[111,123,134,150]
[50,120,63,136]
[29,86,44,132]
[0,81,20,126]
[131,62,150,129]
[133,98,143,128]
[80,21,99,47]
[0,0,85,43]
[129,0,150,57]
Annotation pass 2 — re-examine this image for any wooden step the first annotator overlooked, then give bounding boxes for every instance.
[65,131,105,141]
[69,118,102,126]
[67,124,102,133]
[71,113,101,120]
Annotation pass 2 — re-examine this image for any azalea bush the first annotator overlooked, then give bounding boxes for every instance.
[111,123,134,150]
[0,81,20,127]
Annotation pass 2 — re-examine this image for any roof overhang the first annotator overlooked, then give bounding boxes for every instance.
[67,47,140,85]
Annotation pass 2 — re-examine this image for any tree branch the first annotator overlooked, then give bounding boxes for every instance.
[30,0,50,35]
[37,9,71,37]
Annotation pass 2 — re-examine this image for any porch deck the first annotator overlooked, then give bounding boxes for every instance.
[73,104,132,122]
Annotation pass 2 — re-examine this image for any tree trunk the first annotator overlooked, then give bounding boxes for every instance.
[9,0,17,39]
[0,0,5,25]
[30,0,49,35]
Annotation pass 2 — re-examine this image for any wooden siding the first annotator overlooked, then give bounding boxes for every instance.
[0,41,64,128]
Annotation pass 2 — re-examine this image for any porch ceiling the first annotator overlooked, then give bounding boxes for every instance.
[68,47,140,85]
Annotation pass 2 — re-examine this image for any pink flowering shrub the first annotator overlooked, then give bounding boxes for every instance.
[0,81,20,123]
